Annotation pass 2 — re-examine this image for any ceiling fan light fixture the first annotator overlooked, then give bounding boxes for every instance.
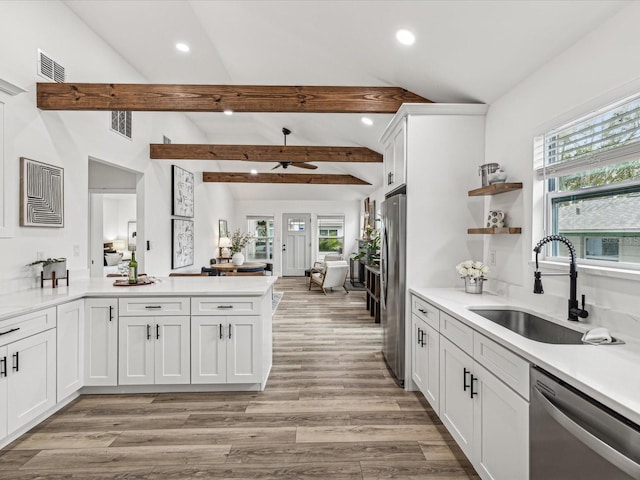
[361,116,373,126]
[223,109,233,116]
[396,29,415,46]
[175,42,190,53]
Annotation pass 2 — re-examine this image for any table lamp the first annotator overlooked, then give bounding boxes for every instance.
[219,237,232,257]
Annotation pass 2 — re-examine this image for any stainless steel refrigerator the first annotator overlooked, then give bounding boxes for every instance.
[380,193,406,386]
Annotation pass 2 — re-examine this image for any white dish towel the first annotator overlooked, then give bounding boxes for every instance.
[581,327,613,345]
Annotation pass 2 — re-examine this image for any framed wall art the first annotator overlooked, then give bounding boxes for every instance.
[218,219,228,238]
[127,221,137,251]
[172,164,194,217]
[20,157,64,227]
[172,218,194,269]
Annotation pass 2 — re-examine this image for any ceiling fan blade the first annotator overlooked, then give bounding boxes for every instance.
[271,164,282,170]
[292,162,318,170]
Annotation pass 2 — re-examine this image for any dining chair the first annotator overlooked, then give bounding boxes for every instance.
[224,271,264,276]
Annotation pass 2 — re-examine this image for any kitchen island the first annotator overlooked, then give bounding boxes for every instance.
[0,276,277,448]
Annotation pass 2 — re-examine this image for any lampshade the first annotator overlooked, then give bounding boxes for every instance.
[112,239,126,251]
[219,237,232,248]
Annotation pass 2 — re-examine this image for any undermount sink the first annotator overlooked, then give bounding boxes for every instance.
[469,309,584,345]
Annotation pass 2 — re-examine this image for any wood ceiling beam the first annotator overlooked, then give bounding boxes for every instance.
[150,144,382,163]
[203,172,370,185]
[37,83,430,113]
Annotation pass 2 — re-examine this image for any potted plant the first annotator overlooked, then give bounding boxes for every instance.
[456,260,489,294]
[229,229,255,266]
[29,257,67,280]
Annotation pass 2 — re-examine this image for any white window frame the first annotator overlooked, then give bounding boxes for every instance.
[317,215,345,259]
[246,216,274,262]
[534,91,640,274]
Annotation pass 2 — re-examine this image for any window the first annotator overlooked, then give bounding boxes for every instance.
[246,217,274,261]
[536,93,640,268]
[317,216,344,257]
[287,217,306,232]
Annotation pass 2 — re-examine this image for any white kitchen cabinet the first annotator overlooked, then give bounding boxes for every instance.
[473,362,529,480]
[56,300,84,401]
[85,298,118,386]
[439,316,529,480]
[6,329,56,434]
[382,117,406,194]
[0,345,7,439]
[119,316,190,385]
[191,316,260,384]
[439,335,475,459]
[412,315,439,414]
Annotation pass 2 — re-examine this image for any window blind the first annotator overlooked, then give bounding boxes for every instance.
[535,93,640,180]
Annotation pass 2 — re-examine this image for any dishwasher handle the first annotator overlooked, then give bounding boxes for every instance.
[532,386,640,478]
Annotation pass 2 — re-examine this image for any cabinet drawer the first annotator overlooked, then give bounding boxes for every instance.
[440,311,473,356]
[0,307,56,346]
[473,332,530,400]
[118,297,190,317]
[411,296,439,331]
[191,297,260,316]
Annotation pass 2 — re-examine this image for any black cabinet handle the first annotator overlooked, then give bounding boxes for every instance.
[0,356,6,377]
[219,324,223,340]
[12,352,19,372]
[0,327,20,336]
[417,327,422,345]
[156,324,160,340]
[470,375,478,398]
[109,305,113,322]
[418,308,427,315]
[420,330,426,348]
[146,324,151,340]
[145,305,162,309]
[217,305,233,309]
[228,324,232,339]
[463,368,471,392]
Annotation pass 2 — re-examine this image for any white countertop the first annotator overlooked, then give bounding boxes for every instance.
[410,287,640,426]
[0,276,278,322]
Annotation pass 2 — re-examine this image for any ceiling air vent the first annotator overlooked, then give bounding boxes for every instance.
[37,49,66,82]
[111,111,132,139]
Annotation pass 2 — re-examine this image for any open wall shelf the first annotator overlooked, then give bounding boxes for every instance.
[468,182,523,196]
[468,227,522,235]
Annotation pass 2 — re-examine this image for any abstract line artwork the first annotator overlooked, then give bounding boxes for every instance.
[172,218,194,269]
[20,157,64,227]
[172,165,194,217]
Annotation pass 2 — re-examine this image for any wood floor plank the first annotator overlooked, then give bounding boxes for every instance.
[184,412,351,428]
[32,414,190,433]
[10,431,121,450]
[296,424,444,443]
[361,460,477,479]
[246,398,401,413]
[146,462,363,479]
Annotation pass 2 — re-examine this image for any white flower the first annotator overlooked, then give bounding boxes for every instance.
[456,259,489,278]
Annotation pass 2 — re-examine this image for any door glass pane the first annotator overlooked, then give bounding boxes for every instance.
[288,218,306,232]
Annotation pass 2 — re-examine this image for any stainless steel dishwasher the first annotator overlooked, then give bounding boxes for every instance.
[531,367,640,479]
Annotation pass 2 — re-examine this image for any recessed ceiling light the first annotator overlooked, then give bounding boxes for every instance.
[223,109,233,116]
[175,43,190,53]
[396,29,415,46]
[361,117,373,126]
[250,169,258,175]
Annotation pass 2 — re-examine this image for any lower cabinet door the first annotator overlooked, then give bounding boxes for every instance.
[226,316,260,384]
[411,315,427,392]
[0,345,7,438]
[191,317,226,384]
[154,317,190,385]
[439,335,474,460]
[56,300,84,401]
[7,329,56,434]
[422,323,440,415]
[85,298,118,386]
[473,362,529,480]
[119,317,154,385]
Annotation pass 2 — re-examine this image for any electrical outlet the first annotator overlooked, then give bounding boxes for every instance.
[73,245,80,257]
[489,250,496,266]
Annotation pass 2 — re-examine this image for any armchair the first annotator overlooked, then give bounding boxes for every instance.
[309,260,349,295]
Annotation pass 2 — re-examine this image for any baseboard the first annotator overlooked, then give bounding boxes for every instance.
[81,383,263,395]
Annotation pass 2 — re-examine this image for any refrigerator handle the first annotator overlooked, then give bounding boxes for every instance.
[381,225,389,307]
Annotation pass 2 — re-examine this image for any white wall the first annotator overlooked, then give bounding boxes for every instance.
[0,1,234,290]
[485,2,640,337]
[234,200,360,276]
[102,195,135,243]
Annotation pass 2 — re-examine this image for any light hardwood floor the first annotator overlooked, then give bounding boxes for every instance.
[0,277,479,479]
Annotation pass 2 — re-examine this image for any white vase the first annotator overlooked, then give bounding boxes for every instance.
[232,252,245,266]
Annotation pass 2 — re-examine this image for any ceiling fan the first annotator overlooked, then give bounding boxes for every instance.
[271,128,318,170]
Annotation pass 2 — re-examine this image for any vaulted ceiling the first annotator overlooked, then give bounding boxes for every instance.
[64,0,628,201]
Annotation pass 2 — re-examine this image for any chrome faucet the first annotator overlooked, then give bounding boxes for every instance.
[533,235,588,322]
